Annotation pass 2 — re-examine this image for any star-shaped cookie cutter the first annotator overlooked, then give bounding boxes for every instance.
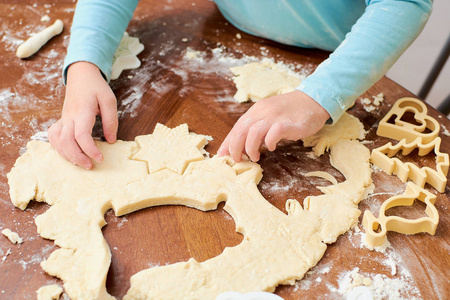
[371,97,449,193]
[362,182,439,248]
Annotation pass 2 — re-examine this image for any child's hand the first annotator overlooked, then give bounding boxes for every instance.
[48,62,118,169]
[218,91,330,162]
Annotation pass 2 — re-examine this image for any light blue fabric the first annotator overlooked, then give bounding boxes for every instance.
[63,0,139,82]
[63,0,432,122]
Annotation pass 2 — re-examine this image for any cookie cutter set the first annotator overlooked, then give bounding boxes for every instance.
[363,97,449,247]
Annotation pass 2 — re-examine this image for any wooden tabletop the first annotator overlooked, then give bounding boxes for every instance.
[0,1,449,299]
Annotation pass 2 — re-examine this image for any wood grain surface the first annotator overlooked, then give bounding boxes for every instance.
[0,1,449,299]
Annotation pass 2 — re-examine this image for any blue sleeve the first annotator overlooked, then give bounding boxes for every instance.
[63,0,139,83]
[296,0,432,123]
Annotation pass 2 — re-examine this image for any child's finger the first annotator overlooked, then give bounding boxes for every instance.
[48,121,69,161]
[98,92,118,143]
[217,135,231,156]
[74,118,103,163]
[60,122,93,169]
[228,115,256,162]
[228,132,246,162]
[264,122,285,152]
[245,120,270,162]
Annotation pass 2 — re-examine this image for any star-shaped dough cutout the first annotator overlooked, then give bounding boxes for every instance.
[110,32,145,80]
[132,123,208,175]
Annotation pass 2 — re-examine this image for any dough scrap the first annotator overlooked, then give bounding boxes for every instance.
[230,59,303,103]
[110,32,145,80]
[16,19,64,58]
[1,228,23,244]
[305,171,338,185]
[302,113,366,156]
[8,123,372,300]
[37,285,63,300]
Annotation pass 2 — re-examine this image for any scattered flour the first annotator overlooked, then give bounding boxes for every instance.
[1,249,12,262]
[336,229,423,300]
[17,244,55,270]
[259,180,294,192]
[116,217,129,228]
[148,261,161,268]
[441,124,450,136]
[29,119,56,142]
[337,266,421,300]
[360,93,384,113]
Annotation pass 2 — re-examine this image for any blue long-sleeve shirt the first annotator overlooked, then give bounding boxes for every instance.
[63,0,432,123]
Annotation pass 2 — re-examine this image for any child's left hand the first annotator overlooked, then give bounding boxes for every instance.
[218,90,330,162]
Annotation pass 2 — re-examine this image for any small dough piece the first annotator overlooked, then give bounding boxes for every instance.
[1,228,23,244]
[110,32,144,80]
[230,59,303,102]
[302,113,365,156]
[305,171,338,185]
[16,19,63,58]
[41,15,51,22]
[37,285,63,300]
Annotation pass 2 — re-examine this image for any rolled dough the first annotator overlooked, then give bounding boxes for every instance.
[16,19,64,59]
[302,112,366,156]
[230,59,303,103]
[8,122,371,300]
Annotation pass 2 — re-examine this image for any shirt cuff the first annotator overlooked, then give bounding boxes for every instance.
[63,48,112,84]
[296,79,348,124]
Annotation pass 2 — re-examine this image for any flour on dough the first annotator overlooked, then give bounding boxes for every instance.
[302,113,366,156]
[8,123,372,300]
[110,33,144,80]
[1,228,23,244]
[37,285,63,300]
[132,123,208,174]
[230,59,304,103]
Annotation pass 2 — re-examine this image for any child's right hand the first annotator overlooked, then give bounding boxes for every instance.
[48,62,118,170]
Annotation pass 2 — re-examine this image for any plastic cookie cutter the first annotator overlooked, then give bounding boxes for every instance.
[362,182,439,248]
[371,136,449,193]
[371,97,449,193]
[376,97,440,144]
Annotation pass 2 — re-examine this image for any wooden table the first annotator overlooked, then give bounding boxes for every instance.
[0,1,449,299]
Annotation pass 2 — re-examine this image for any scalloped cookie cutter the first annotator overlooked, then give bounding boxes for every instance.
[371,97,449,193]
[362,182,439,248]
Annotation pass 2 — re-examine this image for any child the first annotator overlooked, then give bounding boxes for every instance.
[48,0,432,169]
